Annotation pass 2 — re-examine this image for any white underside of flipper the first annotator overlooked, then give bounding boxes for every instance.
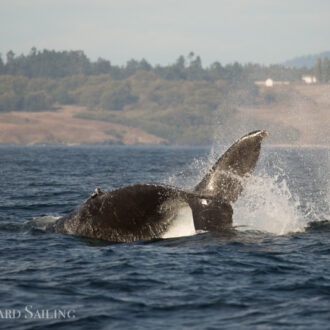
[161,205,196,239]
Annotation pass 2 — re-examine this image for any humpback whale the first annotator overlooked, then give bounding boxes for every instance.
[49,130,269,242]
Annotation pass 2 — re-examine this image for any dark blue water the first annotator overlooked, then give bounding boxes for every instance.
[0,145,329,329]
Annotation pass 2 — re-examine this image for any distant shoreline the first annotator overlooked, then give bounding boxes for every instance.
[1,81,329,148]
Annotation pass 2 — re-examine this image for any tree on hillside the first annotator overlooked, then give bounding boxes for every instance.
[100,83,138,110]
[139,59,152,71]
[314,57,322,82]
[0,54,4,74]
[0,48,312,83]
[24,91,52,111]
[224,62,243,82]
[0,91,22,111]
[123,59,152,78]
[322,57,329,83]
[187,55,205,80]
[93,58,111,75]
[5,51,16,75]
[208,62,225,80]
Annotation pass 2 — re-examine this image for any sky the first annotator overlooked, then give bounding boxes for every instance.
[1,0,329,66]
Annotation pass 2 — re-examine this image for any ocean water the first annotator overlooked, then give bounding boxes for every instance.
[0,145,329,329]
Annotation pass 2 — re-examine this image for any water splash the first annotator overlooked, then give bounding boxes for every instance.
[24,215,60,230]
[165,156,211,191]
[164,143,310,236]
[233,172,306,235]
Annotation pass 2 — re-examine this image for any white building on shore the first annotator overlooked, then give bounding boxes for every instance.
[301,75,317,84]
[255,78,290,88]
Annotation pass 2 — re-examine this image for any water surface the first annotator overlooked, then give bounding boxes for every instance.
[0,145,329,329]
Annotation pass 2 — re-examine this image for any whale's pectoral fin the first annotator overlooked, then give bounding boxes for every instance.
[194,130,269,203]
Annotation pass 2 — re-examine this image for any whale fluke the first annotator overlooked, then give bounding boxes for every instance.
[194,130,269,202]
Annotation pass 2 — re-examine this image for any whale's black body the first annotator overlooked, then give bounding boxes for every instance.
[50,130,269,242]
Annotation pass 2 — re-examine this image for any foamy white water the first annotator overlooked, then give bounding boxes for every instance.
[165,144,309,236]
[165,171,307,238]
[26,215,60,230]
[233,173,306,235]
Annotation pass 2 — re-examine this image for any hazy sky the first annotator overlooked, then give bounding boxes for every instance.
[1,0,329,66]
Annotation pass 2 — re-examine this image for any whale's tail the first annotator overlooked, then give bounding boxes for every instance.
[194,130,269,203]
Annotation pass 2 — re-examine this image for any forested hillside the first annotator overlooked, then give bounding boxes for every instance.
[0,48,324,145]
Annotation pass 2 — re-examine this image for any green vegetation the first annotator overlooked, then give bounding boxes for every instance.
[0,48,315,144]
[0,48,309,81]
[313,57,330,83]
